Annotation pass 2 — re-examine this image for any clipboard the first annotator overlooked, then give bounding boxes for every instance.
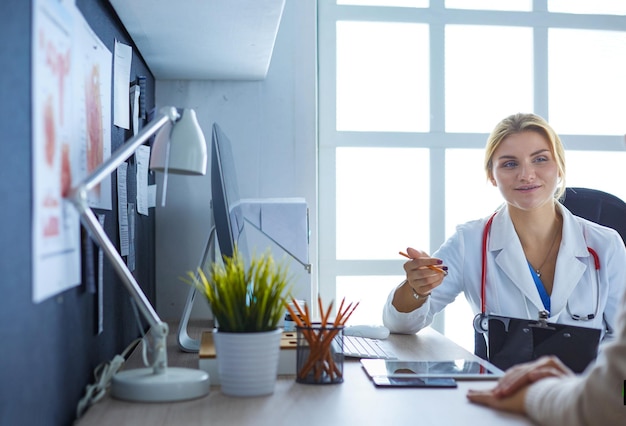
[486,315,601,373]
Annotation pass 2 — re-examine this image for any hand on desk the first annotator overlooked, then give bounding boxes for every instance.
[466,355,574,415]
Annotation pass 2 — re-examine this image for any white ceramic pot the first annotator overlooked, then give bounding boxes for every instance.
[212,328,282,397]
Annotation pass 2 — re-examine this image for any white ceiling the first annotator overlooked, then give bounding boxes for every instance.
[109,0,285,80]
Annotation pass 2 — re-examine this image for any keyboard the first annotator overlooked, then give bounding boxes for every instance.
[341,335,397,359]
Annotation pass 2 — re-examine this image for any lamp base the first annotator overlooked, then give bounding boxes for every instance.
[111,367,210,402]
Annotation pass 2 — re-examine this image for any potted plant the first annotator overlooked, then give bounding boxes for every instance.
[184,246,292,396]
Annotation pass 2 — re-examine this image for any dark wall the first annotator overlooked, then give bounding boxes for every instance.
[0,1,155,425]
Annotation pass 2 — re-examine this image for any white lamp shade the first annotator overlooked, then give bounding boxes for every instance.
[150,109,207,175]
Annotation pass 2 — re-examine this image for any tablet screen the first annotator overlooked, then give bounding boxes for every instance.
[361,358,504,380]
[372,376,458,388]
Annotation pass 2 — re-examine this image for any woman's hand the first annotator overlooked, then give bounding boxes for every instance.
[391,247,447,313]
[403,247,446,298]
[467,356,574,415]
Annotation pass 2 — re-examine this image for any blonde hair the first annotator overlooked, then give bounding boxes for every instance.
[484,113,566,200]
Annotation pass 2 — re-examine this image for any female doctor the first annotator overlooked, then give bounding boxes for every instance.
[382,113,626,358]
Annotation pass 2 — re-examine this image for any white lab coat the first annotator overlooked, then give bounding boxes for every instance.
[383,203,626,342]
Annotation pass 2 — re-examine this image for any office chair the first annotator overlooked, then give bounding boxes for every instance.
[561,187,626,245]
[474,187,626,360]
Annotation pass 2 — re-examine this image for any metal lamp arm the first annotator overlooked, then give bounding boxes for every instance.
[77,206,169,374]
[66,107,180,374]
[64,105,210,401]
[77,202,163,331]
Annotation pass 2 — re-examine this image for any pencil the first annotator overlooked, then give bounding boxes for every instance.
[399,251,447,275]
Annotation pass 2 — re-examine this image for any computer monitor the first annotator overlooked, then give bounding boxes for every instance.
[178,122,250,352]
[177,122,310,352]
[210,122,249,261]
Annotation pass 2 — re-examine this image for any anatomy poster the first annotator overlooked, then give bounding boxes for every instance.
[32,0,80,302]
[75,11,112,210]
[32,0,112,302]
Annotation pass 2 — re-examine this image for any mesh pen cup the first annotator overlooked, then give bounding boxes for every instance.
[296,323,344,384]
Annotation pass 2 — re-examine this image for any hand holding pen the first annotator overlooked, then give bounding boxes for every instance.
[400,248,447,301]
[399,250,447,275]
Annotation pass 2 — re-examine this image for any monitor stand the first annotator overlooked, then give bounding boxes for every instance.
[177,227,216,353]
[177,286,201,352]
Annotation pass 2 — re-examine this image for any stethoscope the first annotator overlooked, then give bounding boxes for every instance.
[473,211,601,334]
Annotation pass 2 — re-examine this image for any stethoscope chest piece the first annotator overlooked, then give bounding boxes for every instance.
[473,313,489,334]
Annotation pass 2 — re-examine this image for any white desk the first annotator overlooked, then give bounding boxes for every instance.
[77,323,531,426]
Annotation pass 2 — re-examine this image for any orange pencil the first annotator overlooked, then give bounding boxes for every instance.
[399,251,447,275]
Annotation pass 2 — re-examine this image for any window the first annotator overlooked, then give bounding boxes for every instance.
[548,28,626,135]
[336,147,430,260]
[336,22,430,132]
[318,0,626,352]
[445,25,533,132]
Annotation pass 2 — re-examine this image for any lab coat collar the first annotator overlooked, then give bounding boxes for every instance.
[551,203,590,318]
[488,207,545,312]
[486,204,589,317]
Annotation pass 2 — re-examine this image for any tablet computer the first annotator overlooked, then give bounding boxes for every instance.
[361,358,504,380]
[372,376,457,388]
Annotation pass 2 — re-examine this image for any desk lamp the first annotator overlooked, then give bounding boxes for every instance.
[66,106,210,402]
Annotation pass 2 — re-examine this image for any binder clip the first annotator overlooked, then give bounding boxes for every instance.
[531,310,556,330]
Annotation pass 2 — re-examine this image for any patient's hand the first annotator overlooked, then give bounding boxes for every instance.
[467,385,529,415]
[490,355,573,398]
[466,356,574,415]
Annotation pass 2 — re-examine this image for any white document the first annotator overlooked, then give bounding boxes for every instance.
[76,10,113,210]
[32,0,81,302]
[127,203,136,271]
[135,145,150,215]
[117,163,130,256]
[113,40,132,129]
[130,84,140,136]
[148,184,157,208]
[97,214,105,335]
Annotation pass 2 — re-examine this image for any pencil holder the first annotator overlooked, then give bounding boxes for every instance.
[296,323,344,384]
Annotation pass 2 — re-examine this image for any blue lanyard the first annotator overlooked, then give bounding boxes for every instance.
[527,261,551,314]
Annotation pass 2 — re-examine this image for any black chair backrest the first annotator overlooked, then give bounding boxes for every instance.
[474,187,626,360]
[561,187,626,246]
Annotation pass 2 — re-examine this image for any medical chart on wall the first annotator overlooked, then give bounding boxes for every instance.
[75,11,113,210]
[32,0,113,303]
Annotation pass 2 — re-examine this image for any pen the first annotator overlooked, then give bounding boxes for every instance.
[399,251,447,275]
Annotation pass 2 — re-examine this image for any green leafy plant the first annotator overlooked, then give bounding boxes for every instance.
[183,247,293,333]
